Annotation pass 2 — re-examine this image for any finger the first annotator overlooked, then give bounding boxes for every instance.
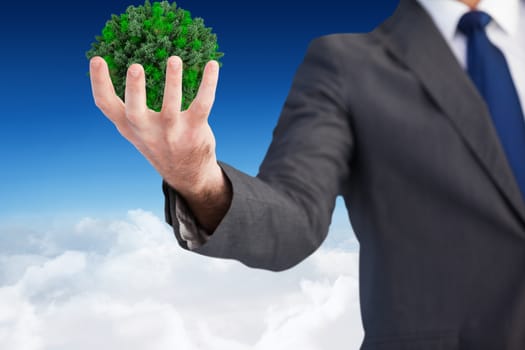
[125,63,148,126]
[162,56,183,116]
[186,60,219,123]
[89,57,125,122]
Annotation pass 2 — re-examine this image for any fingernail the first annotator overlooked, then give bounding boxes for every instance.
[129,67,140,77]
[170,57,180,69]
[91,58,100,68]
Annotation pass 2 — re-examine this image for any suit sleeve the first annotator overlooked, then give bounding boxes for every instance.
[163,36,354,271]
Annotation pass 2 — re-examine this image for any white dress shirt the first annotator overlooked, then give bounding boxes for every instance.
[175,0,525,249]
[417,0,525,115]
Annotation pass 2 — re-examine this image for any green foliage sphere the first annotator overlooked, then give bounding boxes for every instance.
[86,0,224,111]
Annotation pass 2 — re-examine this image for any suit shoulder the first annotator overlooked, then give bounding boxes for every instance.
[307,32,382,59]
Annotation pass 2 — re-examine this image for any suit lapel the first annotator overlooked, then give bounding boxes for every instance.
[373,0,525,229]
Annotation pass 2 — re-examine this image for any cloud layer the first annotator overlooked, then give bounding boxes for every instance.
[0,209,363,349]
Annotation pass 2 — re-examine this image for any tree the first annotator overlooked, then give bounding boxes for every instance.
[86,0,224,111]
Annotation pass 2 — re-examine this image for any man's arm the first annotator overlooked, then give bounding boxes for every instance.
[89,33,353,271]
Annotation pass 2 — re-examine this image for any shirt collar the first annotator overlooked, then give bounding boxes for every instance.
[477,0,520,36]
[416,0,521,39]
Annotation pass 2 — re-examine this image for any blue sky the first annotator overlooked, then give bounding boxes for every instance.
[0,1,401,348]
[0,0,397,224]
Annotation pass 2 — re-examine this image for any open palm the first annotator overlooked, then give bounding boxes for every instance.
[89,55,223,197]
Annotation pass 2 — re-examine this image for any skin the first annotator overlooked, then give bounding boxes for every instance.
[89,0,482,235]
[461,0,481,9]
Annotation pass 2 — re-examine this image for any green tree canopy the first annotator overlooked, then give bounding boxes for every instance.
[86,0,224,111]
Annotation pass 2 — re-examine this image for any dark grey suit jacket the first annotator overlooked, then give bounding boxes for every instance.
[163,0,525,348]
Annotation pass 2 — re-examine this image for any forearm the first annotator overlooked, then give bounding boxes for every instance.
[164,161,333,271]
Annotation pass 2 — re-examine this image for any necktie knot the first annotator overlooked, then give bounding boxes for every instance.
[458,10,491,36]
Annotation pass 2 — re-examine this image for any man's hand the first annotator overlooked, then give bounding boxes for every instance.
[89,56,231,233]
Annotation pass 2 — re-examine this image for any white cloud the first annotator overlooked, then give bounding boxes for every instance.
[0,209,363,350]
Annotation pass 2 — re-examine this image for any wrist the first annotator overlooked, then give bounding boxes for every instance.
[179,161,226,200]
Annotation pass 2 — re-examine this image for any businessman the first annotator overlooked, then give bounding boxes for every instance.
[90,0,525,348]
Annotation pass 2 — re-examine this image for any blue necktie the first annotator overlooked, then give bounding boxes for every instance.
[458,11,525,201]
